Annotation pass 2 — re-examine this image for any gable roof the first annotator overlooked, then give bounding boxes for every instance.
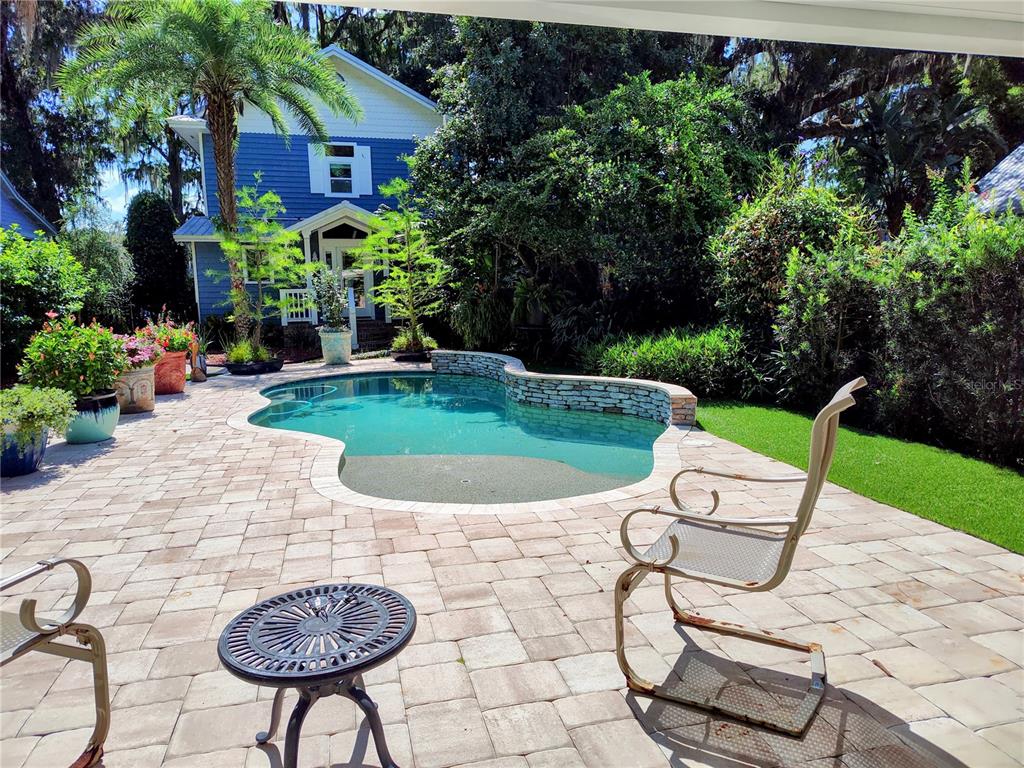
[166,46,436,150]
[320,45,436,112]
[976,143,1024,215]
[173,201,373,242]
[1,172,58,238]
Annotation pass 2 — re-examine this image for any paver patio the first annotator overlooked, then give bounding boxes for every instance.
[1,359,1021,768]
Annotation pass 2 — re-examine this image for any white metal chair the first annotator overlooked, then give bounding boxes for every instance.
[1,558,110,767]
[615,377,866,735]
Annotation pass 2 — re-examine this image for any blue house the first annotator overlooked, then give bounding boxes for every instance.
[170,46,441,338]
[1,171,58,238]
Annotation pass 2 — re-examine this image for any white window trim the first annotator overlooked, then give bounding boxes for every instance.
[323,142,359,198]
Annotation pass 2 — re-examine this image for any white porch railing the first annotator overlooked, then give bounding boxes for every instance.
[280,289,317,326]
[279,288,359,350]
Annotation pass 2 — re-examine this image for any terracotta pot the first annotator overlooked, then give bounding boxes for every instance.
[115,366,156,413]
[66,391,119,444]
[154,350,187,395]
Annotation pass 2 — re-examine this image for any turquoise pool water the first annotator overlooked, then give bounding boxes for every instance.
[250,374,666,503]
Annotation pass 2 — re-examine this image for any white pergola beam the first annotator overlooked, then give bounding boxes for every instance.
[350,1,1024,57]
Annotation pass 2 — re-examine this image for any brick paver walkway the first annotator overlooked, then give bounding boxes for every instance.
[1,360,1021,768]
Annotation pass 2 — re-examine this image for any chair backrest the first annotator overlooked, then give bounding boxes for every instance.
[793,377,867,537]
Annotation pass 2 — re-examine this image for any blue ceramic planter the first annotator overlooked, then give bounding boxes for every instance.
[65,391,120,444]
[1,428,48,477]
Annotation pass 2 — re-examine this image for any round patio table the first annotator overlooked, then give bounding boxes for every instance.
[218,583,416,768]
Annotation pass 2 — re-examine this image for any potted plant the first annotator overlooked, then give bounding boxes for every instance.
[1,385,76,476]
[311,265,352,364]
[389,327,438,362]
[140,311,198,394]
[19,316,127,444]
[223,339,283,375]
[350,178,448,362]
[114,334,163,413]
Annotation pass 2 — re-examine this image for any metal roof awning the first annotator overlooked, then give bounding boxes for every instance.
[356,0,1024,57]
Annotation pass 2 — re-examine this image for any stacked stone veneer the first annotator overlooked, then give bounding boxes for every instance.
[431,350,697,425]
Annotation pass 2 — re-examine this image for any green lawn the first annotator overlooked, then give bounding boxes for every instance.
[697,401,1024,554]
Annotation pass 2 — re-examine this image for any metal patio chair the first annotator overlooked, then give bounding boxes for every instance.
[615,377,866,736]
[1,557,110,768]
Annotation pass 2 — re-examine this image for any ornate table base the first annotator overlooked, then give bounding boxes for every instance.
[257,678,396,768]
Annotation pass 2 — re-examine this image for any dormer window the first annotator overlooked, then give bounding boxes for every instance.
[308,141,372,197]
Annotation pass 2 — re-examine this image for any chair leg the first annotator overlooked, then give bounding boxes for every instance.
[614,564,657,695]
[67,624,110,768]
[616,570,827,736]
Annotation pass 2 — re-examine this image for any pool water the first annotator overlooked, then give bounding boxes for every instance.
[250,374,666,503]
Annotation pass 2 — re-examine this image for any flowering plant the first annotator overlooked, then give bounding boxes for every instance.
[119,334,164,369]
[139,310,197,353]
[19,315,128,398]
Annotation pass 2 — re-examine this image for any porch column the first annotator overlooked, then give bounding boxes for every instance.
[302,230,313,291]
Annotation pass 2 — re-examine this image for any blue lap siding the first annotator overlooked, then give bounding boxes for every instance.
[203,133,414,221]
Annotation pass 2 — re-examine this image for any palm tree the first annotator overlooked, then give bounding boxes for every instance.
[60,0,361,337]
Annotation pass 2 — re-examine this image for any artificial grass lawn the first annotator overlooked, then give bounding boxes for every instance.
[697,400,1024,554]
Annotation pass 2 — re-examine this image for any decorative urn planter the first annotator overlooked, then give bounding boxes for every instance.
[115,366,156,414]
[319,328,352,365]
[1,428,48,477]
[154,350,187,394]
[65,391,120,444]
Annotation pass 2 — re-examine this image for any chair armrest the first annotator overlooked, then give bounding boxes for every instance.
[619,508,680,569]
[2,558,93,635]
[657,507,799,529]
[669,466,805,513]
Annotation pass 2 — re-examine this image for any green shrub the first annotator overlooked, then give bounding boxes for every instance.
[62,227,135,329]
[226,339,271,363]
[709,161,871,347]
[0,385,77,453]
[392,327,437,352]
[876,187,1024,468]
[773,241,883,408]
[0,226,89,379]
[585,326,747,397]
[19,317,128,397]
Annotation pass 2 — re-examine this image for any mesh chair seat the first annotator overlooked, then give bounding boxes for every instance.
[642,519,787,585]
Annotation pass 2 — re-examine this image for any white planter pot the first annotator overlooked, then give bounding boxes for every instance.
[319,328,352,365]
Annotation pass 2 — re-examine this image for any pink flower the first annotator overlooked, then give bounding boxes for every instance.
[45,311,58,319]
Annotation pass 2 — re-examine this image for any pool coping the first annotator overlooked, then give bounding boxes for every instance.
[226,357,697,515]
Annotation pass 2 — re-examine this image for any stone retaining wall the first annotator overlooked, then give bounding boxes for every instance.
[431,350,697,425]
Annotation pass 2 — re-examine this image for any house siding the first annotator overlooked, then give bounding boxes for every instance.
[194,241,230,322]
[1,184,55,238]
[203,133,414,222]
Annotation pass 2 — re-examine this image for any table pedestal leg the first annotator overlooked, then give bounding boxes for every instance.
[340,683,399,768]
[257,688,286,744]
[284,688,318,768]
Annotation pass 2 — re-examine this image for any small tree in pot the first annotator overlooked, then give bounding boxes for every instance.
[217,176,308,374]
[310,266,351,364]
[350,178,448,360]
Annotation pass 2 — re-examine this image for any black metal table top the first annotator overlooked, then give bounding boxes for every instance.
[218,583,416,686]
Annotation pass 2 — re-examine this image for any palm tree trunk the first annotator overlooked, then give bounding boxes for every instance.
[206,92,250,341]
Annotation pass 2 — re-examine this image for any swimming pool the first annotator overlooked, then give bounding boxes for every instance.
[250,373,667,503]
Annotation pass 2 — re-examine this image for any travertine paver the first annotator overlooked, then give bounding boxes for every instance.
[1,359,1022,768]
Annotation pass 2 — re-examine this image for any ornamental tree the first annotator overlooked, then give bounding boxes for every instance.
[217,176,308,350]
[350,178,448,353]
